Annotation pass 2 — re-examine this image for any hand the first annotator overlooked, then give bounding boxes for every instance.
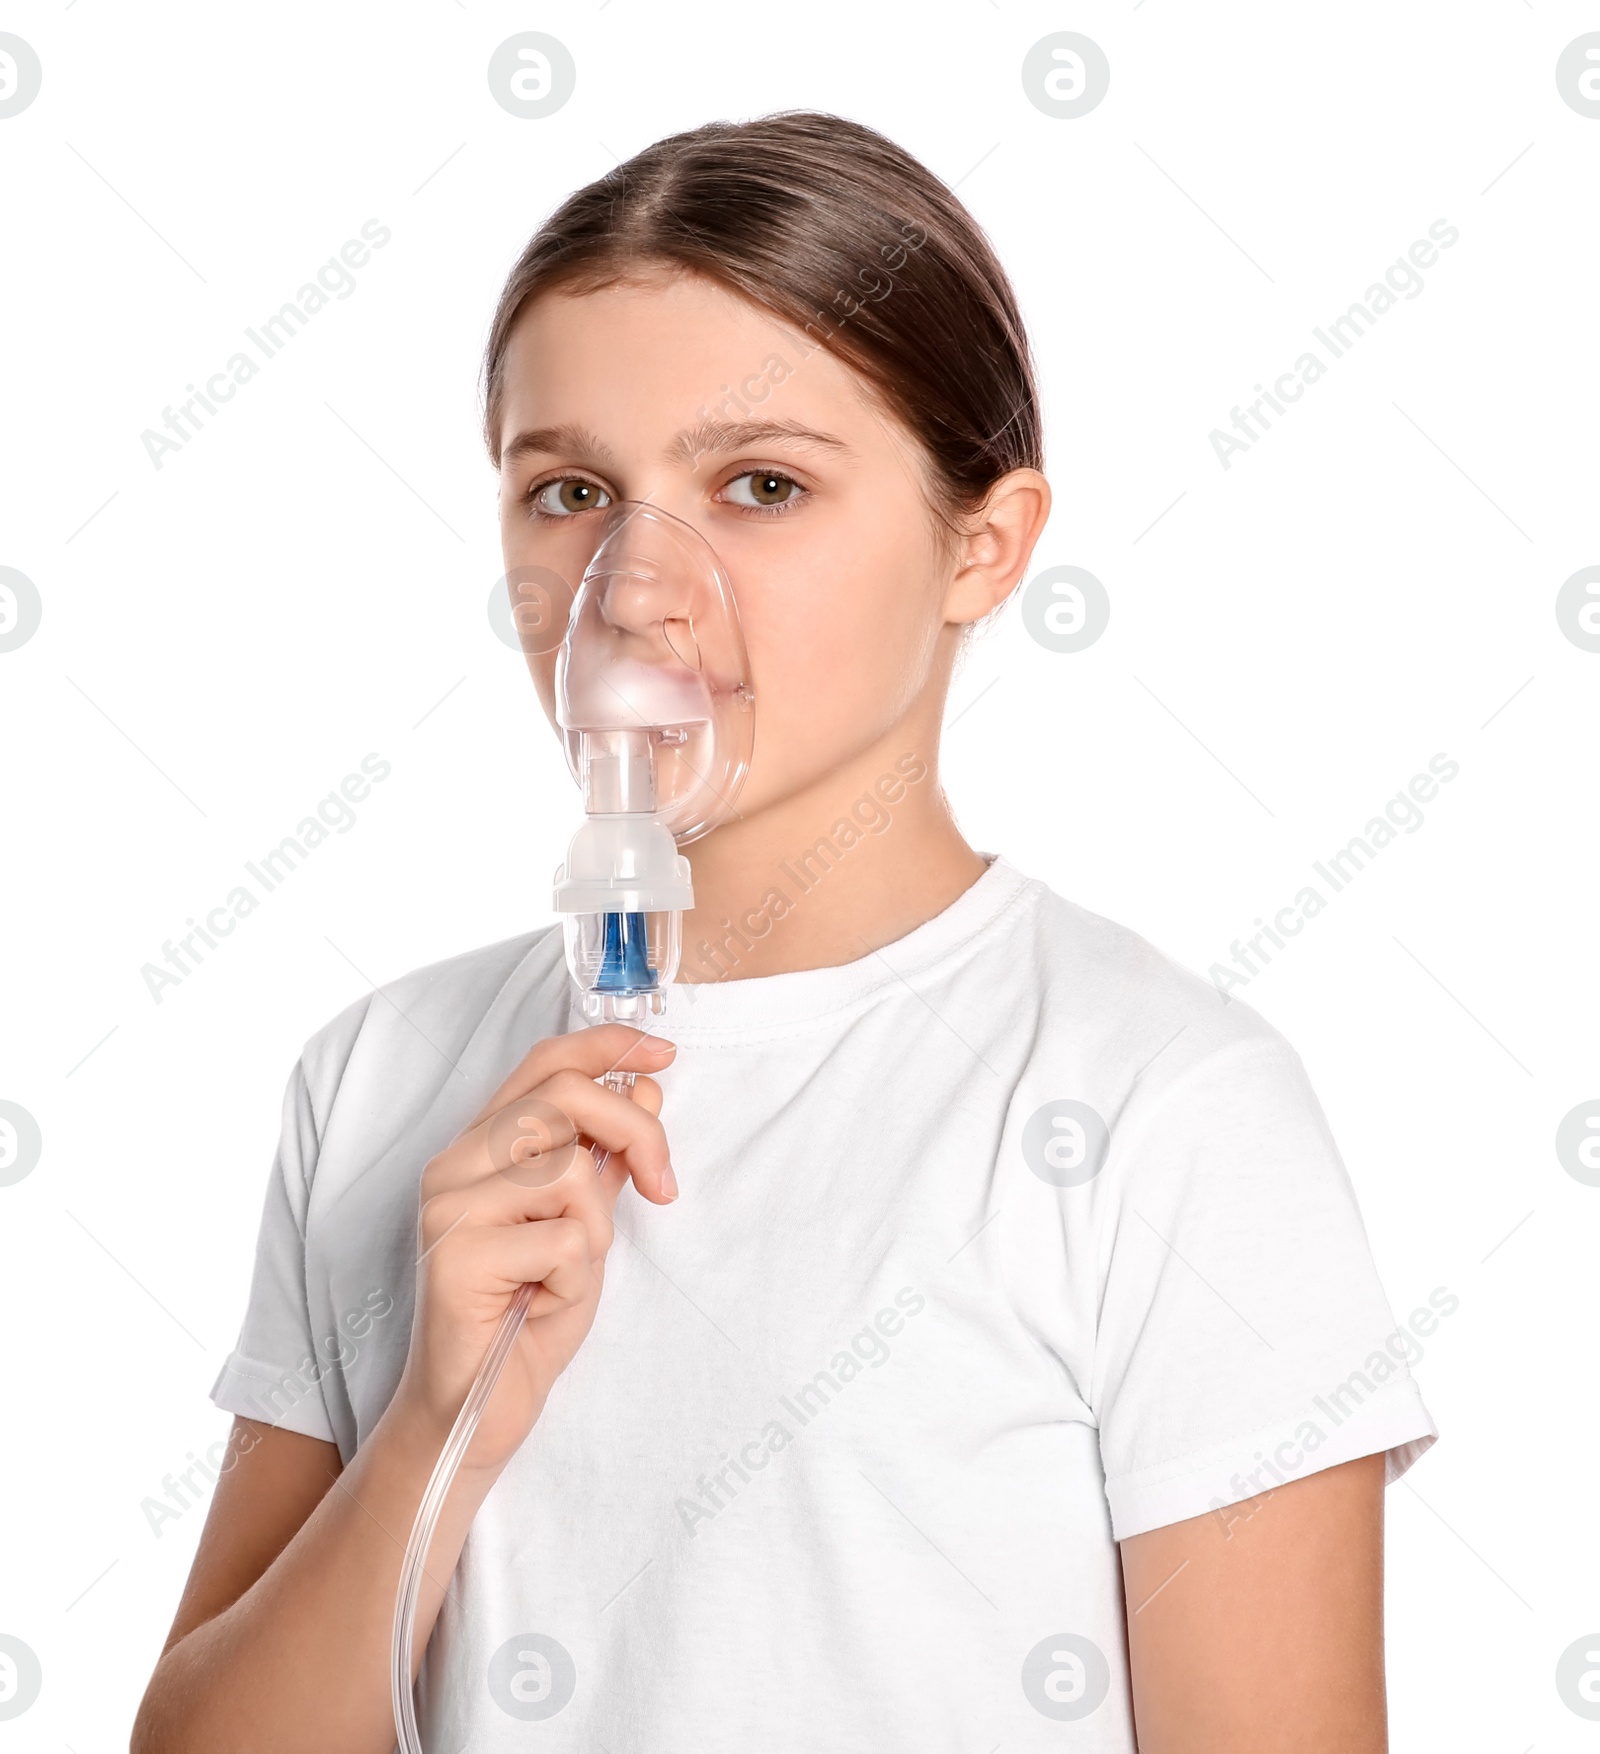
[383,1024,677,1478]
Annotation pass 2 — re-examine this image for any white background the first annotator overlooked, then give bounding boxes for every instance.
[1,1,1596,1746]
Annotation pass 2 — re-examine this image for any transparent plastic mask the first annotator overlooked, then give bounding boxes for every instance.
[554,501,754,842]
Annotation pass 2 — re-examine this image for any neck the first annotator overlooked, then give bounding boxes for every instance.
[675,722,986,984]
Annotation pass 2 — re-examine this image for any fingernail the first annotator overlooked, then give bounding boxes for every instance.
[643,1035,675,1053]
[661,1162,679,1200]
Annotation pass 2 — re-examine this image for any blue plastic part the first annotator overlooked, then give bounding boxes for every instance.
[596,910,656,992]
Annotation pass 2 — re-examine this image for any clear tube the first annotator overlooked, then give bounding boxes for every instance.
[390,1068,634,1754]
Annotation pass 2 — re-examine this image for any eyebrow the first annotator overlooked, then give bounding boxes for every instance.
[662,418,853,467]
[500,422,618,470]
[499,417,853,472]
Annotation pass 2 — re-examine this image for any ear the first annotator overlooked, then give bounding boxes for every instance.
[942,468,1052,626]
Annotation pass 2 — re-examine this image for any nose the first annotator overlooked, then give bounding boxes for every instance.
[585,506,712,670]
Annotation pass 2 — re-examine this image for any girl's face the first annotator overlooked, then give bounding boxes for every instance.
[495,270,1018,824]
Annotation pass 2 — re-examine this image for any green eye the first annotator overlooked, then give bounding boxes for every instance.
[532,478,611,516]
[725,471,802,509]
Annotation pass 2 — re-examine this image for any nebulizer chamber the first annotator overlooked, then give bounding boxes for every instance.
[391,502,753,1752]
[552,729,688,1022]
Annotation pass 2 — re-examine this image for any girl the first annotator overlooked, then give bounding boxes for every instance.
[135,112,1435,1753]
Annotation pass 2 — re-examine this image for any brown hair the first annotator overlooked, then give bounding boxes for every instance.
[481,111,1043,540]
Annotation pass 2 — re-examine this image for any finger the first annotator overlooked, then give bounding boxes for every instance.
[424,1073,664,1197]
[585,1133,675,1205]
[620,1076,663,1119]
[468,1026,676,1128]
[472,1217,597,1316]
[528,1068,669,1181]
[419,1147,615,1259]
[487,1073,673,1208]
[566,1064,675,1203]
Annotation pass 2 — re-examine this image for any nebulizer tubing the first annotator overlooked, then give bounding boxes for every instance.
[389,1122,625,1754]
[391,502,752,1751]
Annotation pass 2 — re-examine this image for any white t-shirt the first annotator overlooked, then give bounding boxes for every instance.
[212,853,1436,1750]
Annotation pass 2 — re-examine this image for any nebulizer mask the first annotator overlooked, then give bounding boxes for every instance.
[391,503,754,1751]
[551,500,754,1022]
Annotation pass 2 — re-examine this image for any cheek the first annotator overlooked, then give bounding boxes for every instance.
[523,650,558,725]
[498,490,532,562]
[498,496,599,617]
[736,520,943,768]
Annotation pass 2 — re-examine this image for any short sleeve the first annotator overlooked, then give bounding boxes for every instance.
[208,1056,339,1443]
[1092,1038,1438,1540]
